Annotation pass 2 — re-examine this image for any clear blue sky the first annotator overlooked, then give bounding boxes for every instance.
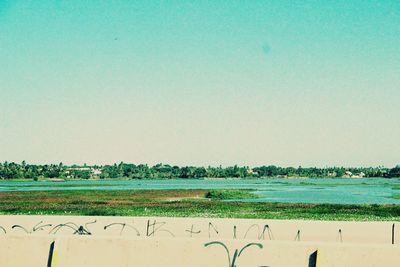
[0,1,399,167]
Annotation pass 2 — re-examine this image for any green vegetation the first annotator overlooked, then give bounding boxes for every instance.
[1,161,399,180]
[205,189,258,200]
[392,185,400,190]
[1,189,400,221]
[388,194,400,200]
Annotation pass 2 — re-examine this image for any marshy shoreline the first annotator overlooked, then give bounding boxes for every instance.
[1,189,400,221]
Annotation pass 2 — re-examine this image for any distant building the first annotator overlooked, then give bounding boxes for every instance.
[342,171,365,178]
[65,167,102,178]
[92,168,102,176]
[352,172,366,178]
[343,171,353,178]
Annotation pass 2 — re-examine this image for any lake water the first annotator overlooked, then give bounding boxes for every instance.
[1,178,400,204]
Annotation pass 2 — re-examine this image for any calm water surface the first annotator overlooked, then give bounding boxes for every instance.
[1,178,400,205]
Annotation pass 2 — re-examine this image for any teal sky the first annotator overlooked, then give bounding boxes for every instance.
[1,1,399,167]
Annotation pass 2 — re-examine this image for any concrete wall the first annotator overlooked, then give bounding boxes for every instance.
[1,235,400,267]
[1,216,400,266]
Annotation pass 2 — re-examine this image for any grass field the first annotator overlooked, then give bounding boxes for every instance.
[1,189,400,221]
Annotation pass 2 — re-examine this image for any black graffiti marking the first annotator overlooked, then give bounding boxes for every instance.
[244,224,259,239]
[11,225,29,234]
[294,230,301,241]
[146,220,174,237]
[337,229,343,242]
[204,241,264,267]
[49,223,77,234]
[263,225,274,240]
[47,241,56,267]
[185,224,201,237]
[0,225,6,234]
[308,250,318,267]
[233,225,237,239]
[392,224,395,245]
[49,220,97,235]
[12,221,52,234]
[104,223,140,236]
[244,224,272,240]
[208,222,219,238]
[33,221,53,232]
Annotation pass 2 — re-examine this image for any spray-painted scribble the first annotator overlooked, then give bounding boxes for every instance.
[47,241,56,267]
[337,229,343,242]
[208,222,219,238]
[185,224,201,237]
[244,224,273,240]
[204,241,265,267]
[104,222,140,236]
[146,220,174,237]
[49,220,97,235]
[392,224,395,245]
[12,221,52,234]
[294,230,300,241]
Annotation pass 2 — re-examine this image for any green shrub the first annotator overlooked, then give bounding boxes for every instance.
[205,189,257,200]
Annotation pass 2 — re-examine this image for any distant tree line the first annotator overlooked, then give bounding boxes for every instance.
[0,161,399,180]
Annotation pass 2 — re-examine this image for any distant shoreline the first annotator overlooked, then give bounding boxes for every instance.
[1,189,400,221]
[1,162,400,181]
[0,176,398,182]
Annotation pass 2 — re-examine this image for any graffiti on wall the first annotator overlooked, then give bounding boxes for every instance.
[0,219,277,239]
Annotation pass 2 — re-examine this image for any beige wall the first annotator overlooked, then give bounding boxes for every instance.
[1,215,400,266]
[0,215,398,244]
[1,235,400,267]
